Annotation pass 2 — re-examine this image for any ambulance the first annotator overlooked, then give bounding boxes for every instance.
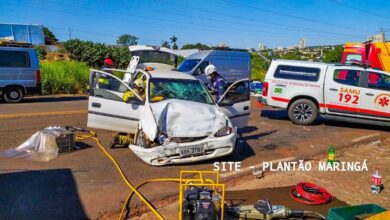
[259,60,390,126]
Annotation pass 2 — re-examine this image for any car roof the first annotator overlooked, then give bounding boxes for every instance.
[186,49,250,59]
[0,46,34,52]
[147,69,197,80]
[273,59,390,75]
[273,59,329,67]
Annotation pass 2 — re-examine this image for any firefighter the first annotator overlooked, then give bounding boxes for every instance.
[96,58,114,89]
[205,64,227,101]
[122,79,146,103]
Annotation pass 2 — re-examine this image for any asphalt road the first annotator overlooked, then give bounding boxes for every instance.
[0,96,388,219]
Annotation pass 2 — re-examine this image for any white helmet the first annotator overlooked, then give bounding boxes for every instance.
[205,64,217,76]
[134,79,145,89]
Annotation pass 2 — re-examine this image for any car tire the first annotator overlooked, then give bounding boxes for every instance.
[3,87,24,103]
[288,99,318,125]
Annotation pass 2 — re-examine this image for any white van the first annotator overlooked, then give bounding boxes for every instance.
[260,60,390,126]
[177,49,251,84]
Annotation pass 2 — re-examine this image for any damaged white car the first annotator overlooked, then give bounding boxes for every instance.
[87,67,250,166]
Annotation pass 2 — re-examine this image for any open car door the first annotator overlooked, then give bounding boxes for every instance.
[218,78,250,128]
[87,70,144,133]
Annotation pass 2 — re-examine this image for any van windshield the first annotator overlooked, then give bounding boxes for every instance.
[131,51,176,66]
[149,78,214,104]
[177,59,200,72]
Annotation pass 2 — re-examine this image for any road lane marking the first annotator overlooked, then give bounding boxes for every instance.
[0,110,87,119]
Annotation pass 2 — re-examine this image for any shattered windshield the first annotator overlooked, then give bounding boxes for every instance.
[149,78,214,104]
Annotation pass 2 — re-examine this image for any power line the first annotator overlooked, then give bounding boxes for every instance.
[37,0,366,38]
[221,0,374,33]
[5,1,366,41]
[327,0,390,20]
[156,0,368,37]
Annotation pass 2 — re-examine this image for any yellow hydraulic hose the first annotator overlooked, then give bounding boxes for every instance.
[75,131,165,220]
[119,178,182,220]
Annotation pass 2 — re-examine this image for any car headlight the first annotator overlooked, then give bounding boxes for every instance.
[214,125,233,137]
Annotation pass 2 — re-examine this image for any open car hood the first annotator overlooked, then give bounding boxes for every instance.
[140,99,228,140]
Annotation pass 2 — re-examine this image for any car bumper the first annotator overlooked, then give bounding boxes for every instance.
[129,128,237,166]
[25,82,42,95]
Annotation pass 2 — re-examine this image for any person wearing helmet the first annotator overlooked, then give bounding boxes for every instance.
[205,64,227,101]
[95,58,114,89]
[122,78,146,102]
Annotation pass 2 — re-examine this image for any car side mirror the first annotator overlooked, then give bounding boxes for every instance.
[218,99,234,106]
[193,67,201,76]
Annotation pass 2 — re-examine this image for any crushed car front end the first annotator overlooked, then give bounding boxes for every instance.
[129,126,237,166]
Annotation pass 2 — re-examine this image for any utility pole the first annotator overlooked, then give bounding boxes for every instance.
[68,28,72,40]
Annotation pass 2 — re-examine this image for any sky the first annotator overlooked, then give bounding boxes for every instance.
[1,0,389,49]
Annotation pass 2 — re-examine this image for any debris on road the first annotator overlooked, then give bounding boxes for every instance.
[0,126,74,162]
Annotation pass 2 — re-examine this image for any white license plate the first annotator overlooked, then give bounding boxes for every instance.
[179,145,205,157]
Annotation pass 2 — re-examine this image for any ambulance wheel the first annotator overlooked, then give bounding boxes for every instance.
[288,99,318,125]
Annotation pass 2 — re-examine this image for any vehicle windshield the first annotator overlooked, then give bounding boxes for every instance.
[131,51,176,66]
[345,54,362,64]
[177,59,201,72]
[149,78,214,104]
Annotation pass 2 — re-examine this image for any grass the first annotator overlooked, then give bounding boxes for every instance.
[40,61,90,94]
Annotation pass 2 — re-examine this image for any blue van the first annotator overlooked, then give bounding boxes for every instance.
[0,44,41,103]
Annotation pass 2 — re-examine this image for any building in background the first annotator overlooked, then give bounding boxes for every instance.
[368,32,385,43]
[299,38,306,49]
[0,23,45,45]
[258,43,267,51]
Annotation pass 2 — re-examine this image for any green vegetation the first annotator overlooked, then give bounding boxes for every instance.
[64,39,131,68]
[170,35,178,49]
[43,27,58,45]
[161,41,170,48]
[34,46,47,60]
[116,34,138,46]
[251,53,270,81]
[40,61,89,94]
[323,45,343,63]
[181,43,210,50]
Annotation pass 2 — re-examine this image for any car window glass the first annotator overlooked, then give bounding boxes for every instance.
[177,59,201,72]
[0,51,31,67]
[333,69,361,87]
[91,71,137,102]
[198,61,209,74]
[368,72,390,91]
[274,65,320,82]
[224,80,249,103]
[345,54,362,64]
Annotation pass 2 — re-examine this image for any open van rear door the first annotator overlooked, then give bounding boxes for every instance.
[218,79,250,128]
[87,70,144,133]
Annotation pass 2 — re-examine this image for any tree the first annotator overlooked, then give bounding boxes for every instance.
[322,45,343,63]
[161,41,170,48]
[116,34,138,46]
[181,43,210,50]
[43,27,58,45]
[170,35,178,49]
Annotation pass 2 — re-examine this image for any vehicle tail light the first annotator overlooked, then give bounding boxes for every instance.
[262,81,269,97]
[36,70,41,83]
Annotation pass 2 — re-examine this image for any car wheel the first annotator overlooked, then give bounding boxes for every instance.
[3,87,24,103]
[288,99,318,125]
